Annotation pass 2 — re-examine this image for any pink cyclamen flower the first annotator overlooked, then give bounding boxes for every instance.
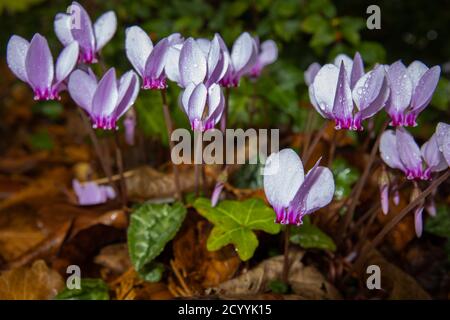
[309,53,389,130]
[246,37,278,78]
[73,179,115,206]
[54,1,117,64]
[68,68,139,130]
[178,36,228,131]
[210,181,224,207]
[7,34,79,101]
[125,26,183,90]
[385,61,440,127]
[263,149,335,225]
[218,32,258,87]
[379,127,447,181]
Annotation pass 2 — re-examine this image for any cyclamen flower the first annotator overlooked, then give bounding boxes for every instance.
[263,149,335,225]
[385,61,440,127]
[304,62,321,86]
[246,37,278,78]
[124,109,136,146]
[68,68,139,130]
[125,26,183,89]
[379,127,447,181]
[54,1,117,64]
[178,36,228,131]
[7,34,79,100]
[218,32,257,87]
[73,180,115,206]
[309,53,389,130]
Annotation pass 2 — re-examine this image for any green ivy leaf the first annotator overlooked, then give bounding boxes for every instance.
[55,279,109,300]
[128,202,187,279]
[289,216,336,251]
[332,158,359,200]
[425,206,450,238]
[193,198,281,261]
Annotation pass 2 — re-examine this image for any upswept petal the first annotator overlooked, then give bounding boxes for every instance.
[304,62,321,86]
[436,122,450,166]
[125,26,153,77]
[94,11,117,51]
[379,130,405,171]
[352,65,385,110]
[68,69,98,112]
[259,40,278,67]
[179,38,207,87]
[385,61,412,116]
[165,43,182,84]
[409,65,440,113]
[91,68,118,117]
[350,52,364,89]
[263,149,305,210]
[181,83,196,114]
[406,61,428,89]
[115,71,139,119]
[187,83,208,121]
[25,34,54,91]
[354,76,389,123]
[312,64,339,117]
[70,2,95,53]
[421,133,447,172]
[144,38,169,79]
[332,62,353,128]
[396,127,422,175]
[6,35,30,82]
[334,54,353,75]
[55,42,79,83]
[54,13,74,46]
[196,38,211,56]
[231,32,256,74]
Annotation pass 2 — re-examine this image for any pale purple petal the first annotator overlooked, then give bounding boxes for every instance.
[94,11,117,51]
[68,69,98,112]
[179,38,207,87]
[259,40,278,67]
[421,133,447,172]
[312,64,339,118]
[380,184,389,215]
[231,32,257,75]
[211,182,224,207]
[188,83,207,122]
[91,68,118,118]
[353,65,385,110]
[263,149,305,211]
[379,130,405,171]
[409,66,440,114]
[73,179,116,206]
[144,38,169,79]
[115,70,139,119]
[414,206,424,237]
[55,42,79,83]
[334,54,353,74]
[181,83,196,114]
[196,38,211,56]
[125,26,153,77]
[124,110,136,146]
[406,61,428,89]
[54,13,74,47]
[396,127,423,178]
[25,34,54,92]
[385,61,413,124]
[332,62,353,129]
[6,35,30,82]
[350,52,364,89]
[165,43,182,83]
[304,62,321,86]
[70,2,95,55]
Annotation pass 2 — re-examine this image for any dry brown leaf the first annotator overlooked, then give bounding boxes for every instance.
[0,260,64,300]
[364,249,431,300]
[214,250,341,300]
[94,243,131,274]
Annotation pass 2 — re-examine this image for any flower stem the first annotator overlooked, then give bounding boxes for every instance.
[160,89,182,201]
[114,131,127,208]
[77,108,117,193]
[194,130,202,196]
[220,87,231,133]
[282,225,291,284]
[336,120,389,244]
[303,121,328,164]
[328,129,337,167]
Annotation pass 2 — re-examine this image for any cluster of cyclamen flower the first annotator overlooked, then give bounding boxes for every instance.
[7,1,277,133]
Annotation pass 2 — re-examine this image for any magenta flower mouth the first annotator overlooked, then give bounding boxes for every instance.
[219,76,239,88]
[405,167,425,180]
[142,77,167,90]
[79,49,97,64]
[33,87,60,101]
[92,115,118,130]
[190,118,215,132]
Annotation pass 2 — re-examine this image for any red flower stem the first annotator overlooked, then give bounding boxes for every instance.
[114,131,127,208]
[220,87,231,134]
[160,89,182,201]
[303,121,328,164]
[282,225,291,284]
